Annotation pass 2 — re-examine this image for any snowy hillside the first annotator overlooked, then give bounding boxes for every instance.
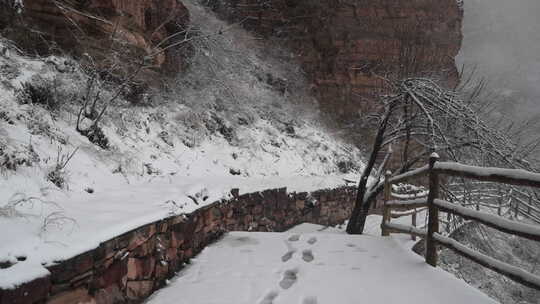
[0,0,363,289]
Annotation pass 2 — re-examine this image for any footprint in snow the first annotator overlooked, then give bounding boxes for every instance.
[302,249,314,263]
[328,250,344,254]
[281,250,295,262]
[307,237,317,245]
[288,234,300,242]
[279,269,298,289]
[302,296,318,304]
[259,291,279,304]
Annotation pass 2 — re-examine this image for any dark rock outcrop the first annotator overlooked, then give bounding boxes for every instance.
[1,0,190,78]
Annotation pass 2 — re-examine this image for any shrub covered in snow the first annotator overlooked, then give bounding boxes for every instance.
[16,76,59,111]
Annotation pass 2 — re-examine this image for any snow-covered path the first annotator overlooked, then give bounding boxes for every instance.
[146,225,497,304]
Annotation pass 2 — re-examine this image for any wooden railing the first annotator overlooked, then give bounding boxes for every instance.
[381,154,540,290]
[445,182,540,224]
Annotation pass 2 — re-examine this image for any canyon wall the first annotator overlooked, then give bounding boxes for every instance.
[0,186,357,304]
[0,0,190,78]
[1,0,462,120]
[206,0,463,123]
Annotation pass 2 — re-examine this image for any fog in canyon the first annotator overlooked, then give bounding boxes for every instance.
[458,0,540,122]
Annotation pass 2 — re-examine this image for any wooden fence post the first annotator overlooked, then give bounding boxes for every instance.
[411,210,417,241]
[381,171,392,236]
[426,153,440,267]
[446,212,451,233]
[497,186,502,216]
[473,182,479,210]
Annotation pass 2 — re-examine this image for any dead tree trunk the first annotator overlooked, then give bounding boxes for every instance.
[347,105,394,234]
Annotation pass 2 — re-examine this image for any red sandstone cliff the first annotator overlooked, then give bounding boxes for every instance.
[1,0,462,120]
[0,0,190,77]
[206,0,463,122]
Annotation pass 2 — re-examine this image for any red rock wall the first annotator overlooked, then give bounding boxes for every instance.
[0,0,190,77]
[206,0,463,122]
[0,186,357,304]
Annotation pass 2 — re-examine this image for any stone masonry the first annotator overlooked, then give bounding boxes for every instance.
[0,186,357,304]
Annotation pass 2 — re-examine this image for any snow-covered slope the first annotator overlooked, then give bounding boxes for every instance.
[0,1,363,289]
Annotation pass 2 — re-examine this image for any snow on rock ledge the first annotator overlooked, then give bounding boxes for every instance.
[0,186,356,304]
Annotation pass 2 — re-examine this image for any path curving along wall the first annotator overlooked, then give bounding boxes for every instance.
[0,186,357,304]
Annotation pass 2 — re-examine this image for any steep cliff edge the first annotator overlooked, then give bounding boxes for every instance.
[205,0,463,123]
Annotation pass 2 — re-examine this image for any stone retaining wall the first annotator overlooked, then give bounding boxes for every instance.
[0,186,357,304]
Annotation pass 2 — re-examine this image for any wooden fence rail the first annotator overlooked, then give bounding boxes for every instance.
[381,154,540,290]
[434,199,540,242]
[434,162,540,188]
[445,172,540,224]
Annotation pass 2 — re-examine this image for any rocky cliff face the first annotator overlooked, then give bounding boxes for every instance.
[205,0,463,123]
[0,0,190,78]
[1,0,462,120]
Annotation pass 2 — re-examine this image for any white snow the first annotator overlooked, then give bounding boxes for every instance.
[384,222,427,238]
[435,162,540,184]
[0,260,49,290]
[391,162,540,187]
[434,233,540,290]
[0,175,358,289]
[390,192,428,199]
[389,165,429,183]
[386,198,428,208]
[434,199,540,238]
[0,36,364,289]
[146,225,498,304]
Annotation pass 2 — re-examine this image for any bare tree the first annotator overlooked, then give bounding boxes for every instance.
[346,77,540,234]
[65,2,198,148]
[75,53,146,149]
